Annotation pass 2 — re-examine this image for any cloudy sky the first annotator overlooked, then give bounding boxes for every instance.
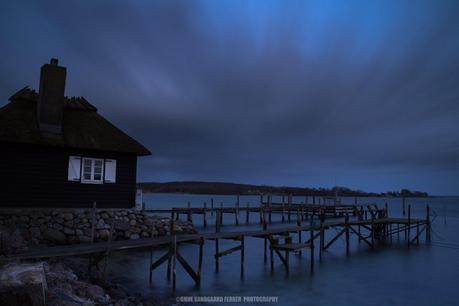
[1,0,458,195]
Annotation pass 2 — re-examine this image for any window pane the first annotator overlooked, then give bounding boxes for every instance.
[94,174,102,180]
[84,159,92,167]
[94,160,103,167]
[83,173,91,180]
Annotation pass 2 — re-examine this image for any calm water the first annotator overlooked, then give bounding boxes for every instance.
[107,194,459,306]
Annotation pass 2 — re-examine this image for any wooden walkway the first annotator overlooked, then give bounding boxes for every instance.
[5,203,431,291]
[145,197,379,228]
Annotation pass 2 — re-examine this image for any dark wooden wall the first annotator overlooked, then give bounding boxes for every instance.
[0,142,138,208]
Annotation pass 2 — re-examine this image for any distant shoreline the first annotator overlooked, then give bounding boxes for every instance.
[137,181,429,198]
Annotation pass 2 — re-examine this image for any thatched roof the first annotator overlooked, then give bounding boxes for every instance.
[0,87,151,156]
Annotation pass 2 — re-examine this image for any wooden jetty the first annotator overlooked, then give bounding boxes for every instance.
[144,194,377,228]
[5,203,431,291]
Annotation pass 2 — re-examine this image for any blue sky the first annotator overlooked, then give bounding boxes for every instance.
[1,0,458,195]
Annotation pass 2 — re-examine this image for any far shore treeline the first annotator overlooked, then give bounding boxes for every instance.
[137,181,429,198]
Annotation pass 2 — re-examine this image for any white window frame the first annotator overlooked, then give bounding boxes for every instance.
[81,157,105,184]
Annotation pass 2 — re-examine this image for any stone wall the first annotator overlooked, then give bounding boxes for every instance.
[0,209,195,253]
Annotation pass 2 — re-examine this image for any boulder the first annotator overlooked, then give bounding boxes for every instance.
[44,228,66,244]
[61,213,74,221]
[0,262,47,306]
[86,285,109,304]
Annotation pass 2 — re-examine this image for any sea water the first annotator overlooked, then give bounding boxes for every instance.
[107,195,459,306]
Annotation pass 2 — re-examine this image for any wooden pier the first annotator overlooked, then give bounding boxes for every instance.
[6,202,431,291]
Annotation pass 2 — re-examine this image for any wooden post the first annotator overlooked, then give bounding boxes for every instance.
[319,209,324,260]
[390,223,393,244]
[354,196,357,205]
[296,208,301,226]
[90,202,97,243]
[211,198,214,216]
[187,201,192,222]
[402,197,406,216]
[310,218,314,273]
[371,216,375,248]
[203,202,207,228]
[268,194,272,224]
[345,214,350,256]
[416,221,420,245]
[313,195,316,204]
[220,202,223,225]
[172,235,177,291]
[236,195,240,225]
[264,237,267,264]
[270,237,274,272]
[259,204,263,224]
[407,204,411,247]
[240,236,245,279]
[198,237,203,285]
[215,211,220,272]
[246,203,250,224]
[282,196,285,223]
[298,229,302,256]
[288,194,292,223]
[426,205,431,242]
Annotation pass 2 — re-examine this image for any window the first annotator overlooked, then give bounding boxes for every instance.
[81,158,104,184]
[68,156,81,181]
[68,156,117,184]
[104,159,117,183]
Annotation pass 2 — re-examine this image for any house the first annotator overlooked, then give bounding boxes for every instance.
[0,59,151,208]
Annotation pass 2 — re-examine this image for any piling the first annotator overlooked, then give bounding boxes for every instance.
[402,197,406,216]
[246,203,250,224]
[310,218,314,273]
[345,214,350,255]
[407,205,411,247]
[240,235,245,279]
[203,202,207,228]
[172,235,177,291]
[211,198,214,216]
[215,210,220,272]
[426,205,431,242]
[282,196,286,223]
[268,194,272,224]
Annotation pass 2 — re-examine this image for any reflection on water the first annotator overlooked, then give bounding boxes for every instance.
[107,195,459,306]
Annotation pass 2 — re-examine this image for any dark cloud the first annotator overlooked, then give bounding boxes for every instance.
[1,0,459,194]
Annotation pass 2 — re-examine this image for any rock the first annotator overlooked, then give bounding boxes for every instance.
[44,228,67,244]
[95,219,106,230]
[0,262,47,306]
[129,234,140,240]
[78,236,91,243]
[141,231,149,238]
[75,229,84,236]
[19,215,29,223]
[64,221,74,228]
[61,213,74,221]
[100,213,109,220]
[114,220,130,231]
[98,229,110,239]
[30,227,41,238]
[48,287,94,306]
[63,227,75,235]
[53,223,64,230]
[129,219,136,226]
[86,285,110,304]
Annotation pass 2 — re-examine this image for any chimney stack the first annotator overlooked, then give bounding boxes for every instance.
[37,58,66,135]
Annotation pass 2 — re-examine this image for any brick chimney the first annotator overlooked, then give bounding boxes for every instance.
[37,58,66,135]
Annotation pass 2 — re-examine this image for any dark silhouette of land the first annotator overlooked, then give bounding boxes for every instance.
[138,181,428,197]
